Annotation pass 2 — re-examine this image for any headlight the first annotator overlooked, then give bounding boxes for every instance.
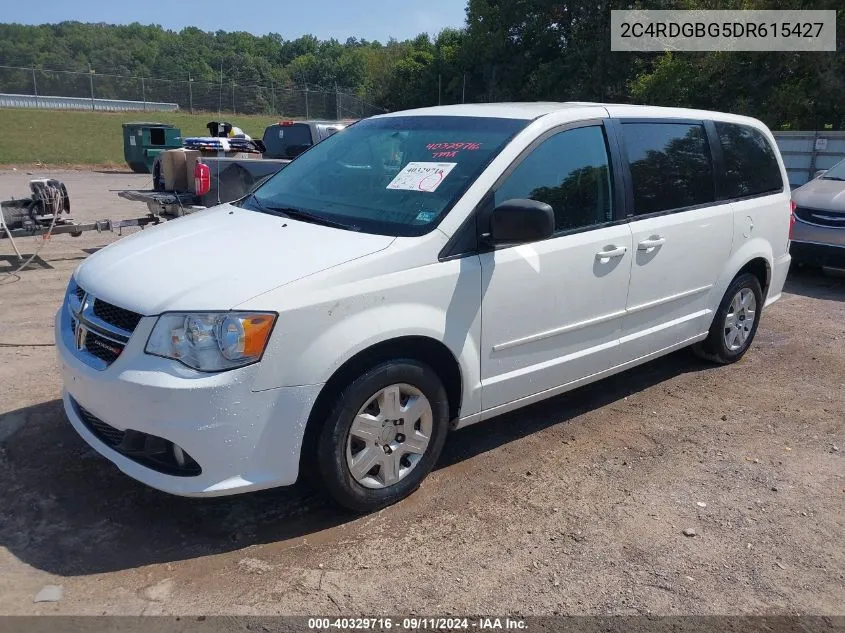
[145,312,276,371]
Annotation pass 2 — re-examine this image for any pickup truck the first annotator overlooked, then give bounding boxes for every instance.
[119,156,290,216]
[118,120,349,217]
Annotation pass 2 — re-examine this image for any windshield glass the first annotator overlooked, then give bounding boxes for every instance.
[822,158,845,181]
[241,115,528,236]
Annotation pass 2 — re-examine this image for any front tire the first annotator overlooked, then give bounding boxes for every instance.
[316,360,449,512]
[694,272,763,364]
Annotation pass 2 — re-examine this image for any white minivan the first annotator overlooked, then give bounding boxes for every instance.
[57,103,792,511]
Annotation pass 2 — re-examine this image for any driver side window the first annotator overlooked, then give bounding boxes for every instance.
[495,125,614,232]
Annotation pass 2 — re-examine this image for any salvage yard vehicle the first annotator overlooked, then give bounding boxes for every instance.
[118,120,349,218]
[118,155,291,217]
[261,120,350,159]
[790,157,845,270]
[57,103,792,512]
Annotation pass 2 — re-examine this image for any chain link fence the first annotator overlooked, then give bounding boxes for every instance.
[0,65,385,119]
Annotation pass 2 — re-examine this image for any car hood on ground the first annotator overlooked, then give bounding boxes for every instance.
[792,178,845,212]
[74,204,395,315]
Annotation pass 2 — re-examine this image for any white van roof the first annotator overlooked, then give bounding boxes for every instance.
[375,102,765,129]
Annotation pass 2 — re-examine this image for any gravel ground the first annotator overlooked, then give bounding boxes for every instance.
[0,169,842,616]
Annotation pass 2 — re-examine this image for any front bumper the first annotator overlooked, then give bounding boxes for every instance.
[790,240,845,269]
[790,216,845,268]
[56,307,323,497]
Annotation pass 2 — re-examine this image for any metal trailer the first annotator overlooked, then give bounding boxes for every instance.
[0,179,167,258]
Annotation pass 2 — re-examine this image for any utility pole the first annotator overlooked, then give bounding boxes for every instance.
[305,86,309,119]
[438,73,442,106]
[335,82,340,120]
[270,78,275,114]
[462,72,466,104]
[218,60,224,115]
[141,76,146,111]
[88,64,95,110]
[31,67,38,108]
[232,80,236,115]
[188,73,194,114]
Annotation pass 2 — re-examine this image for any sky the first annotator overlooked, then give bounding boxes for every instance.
[3,0,468,42]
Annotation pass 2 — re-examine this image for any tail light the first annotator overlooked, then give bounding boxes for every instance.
[194,163,211,197]
[789,199,797,239]
[279,120,294,126]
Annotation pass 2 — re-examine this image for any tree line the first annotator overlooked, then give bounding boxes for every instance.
[1,0,843,129]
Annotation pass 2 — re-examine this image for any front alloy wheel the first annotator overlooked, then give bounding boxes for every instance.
[346,384,433,489]
[317,359,449,512]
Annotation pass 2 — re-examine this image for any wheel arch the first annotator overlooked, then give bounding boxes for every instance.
[711,239,774,306]
[736,256,771,299]
[298,335,463,479]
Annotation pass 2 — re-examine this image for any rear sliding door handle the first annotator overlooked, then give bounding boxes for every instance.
[595,245,627,259]
[637,236,666,250]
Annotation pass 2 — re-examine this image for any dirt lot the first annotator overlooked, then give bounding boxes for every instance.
[0,169,842,616]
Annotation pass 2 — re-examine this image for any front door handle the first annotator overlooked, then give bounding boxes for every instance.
[595,245,627,259]
[638,236,666,250]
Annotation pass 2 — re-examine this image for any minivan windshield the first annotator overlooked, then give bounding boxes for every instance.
[240,115,528,236]
[822,158,845,181]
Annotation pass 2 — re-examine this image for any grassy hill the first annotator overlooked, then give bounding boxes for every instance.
[0,109,283,168]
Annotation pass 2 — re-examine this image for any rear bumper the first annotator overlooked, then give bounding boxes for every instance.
[765,252,791,306]
[790,240,845,269]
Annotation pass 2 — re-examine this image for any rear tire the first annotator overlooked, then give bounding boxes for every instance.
[693,272,763,364]
[316,359,449,513]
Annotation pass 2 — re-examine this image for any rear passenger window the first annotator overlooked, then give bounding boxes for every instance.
[495,125,613,232]
[622,123,714,215]
[715,122,783,198]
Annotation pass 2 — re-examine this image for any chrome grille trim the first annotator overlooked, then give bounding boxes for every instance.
[794,206,845,229]
[64,280,142,370]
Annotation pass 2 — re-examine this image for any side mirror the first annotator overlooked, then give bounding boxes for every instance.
[487,199,555,244]
[814,169,827,179]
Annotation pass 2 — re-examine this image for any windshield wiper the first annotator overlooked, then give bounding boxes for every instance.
[246,195,357,231]
[822,176,845,181]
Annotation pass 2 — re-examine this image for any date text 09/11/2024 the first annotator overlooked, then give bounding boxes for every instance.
[307,617,527,630]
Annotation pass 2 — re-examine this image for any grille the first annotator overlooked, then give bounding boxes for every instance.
[92,299,143,333]
[794,206,845,229]
[84,330,124,364]
[72,399,202,477]
[76,403,126,447]
[66,281,141,369]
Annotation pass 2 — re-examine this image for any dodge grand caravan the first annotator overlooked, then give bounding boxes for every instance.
[57,103,792,511]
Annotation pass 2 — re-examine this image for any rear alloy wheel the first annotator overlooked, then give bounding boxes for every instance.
[723,288,757,352]
[317,360,449,512]
[694,272,763,364]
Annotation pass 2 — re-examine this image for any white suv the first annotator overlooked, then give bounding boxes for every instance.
[57,103,791,512]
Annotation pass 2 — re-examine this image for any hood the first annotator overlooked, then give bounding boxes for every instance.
[792,178,845,212]
[75,204,395,314]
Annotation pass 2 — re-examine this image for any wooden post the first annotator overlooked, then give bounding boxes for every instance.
[88,64,95,110]
[188,73,194,114]
[32,67,39,108]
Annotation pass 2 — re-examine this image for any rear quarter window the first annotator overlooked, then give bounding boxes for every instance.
[715,122,783,198]
[261,124,314,159]
[622,122,715,215]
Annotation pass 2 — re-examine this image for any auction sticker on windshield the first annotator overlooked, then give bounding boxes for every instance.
[387,162,457,193]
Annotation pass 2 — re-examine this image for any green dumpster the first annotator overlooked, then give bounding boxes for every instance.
[122,122,182,174]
